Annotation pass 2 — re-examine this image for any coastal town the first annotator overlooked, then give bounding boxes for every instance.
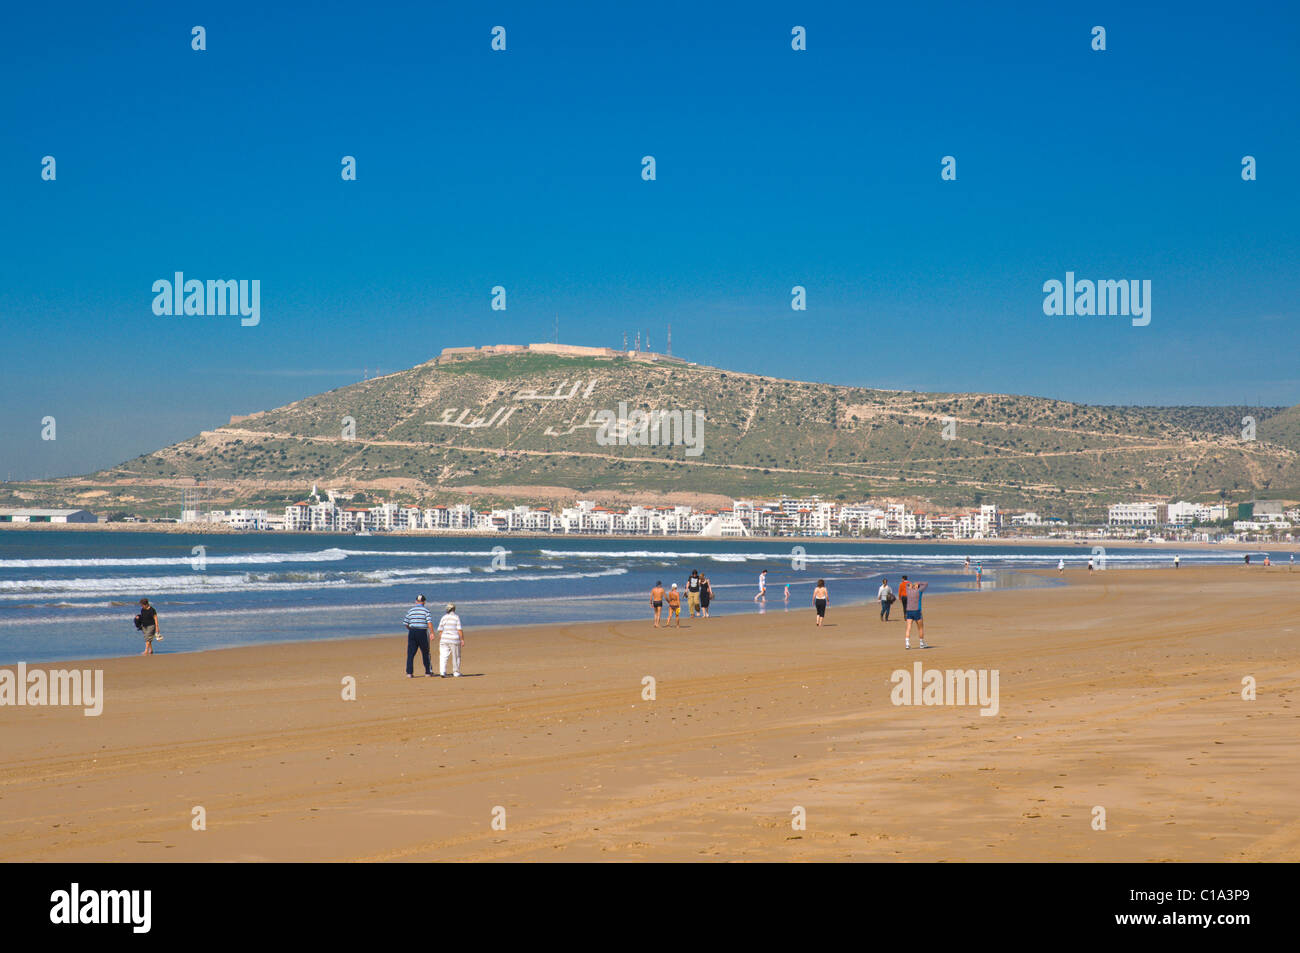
[3,494,1295,542]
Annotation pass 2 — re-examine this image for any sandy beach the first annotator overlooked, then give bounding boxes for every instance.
[1,566,1296,862]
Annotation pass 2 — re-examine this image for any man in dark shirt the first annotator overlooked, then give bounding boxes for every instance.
[136,598,161,655]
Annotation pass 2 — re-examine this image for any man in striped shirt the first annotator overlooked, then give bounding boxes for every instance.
[403,594,434,677]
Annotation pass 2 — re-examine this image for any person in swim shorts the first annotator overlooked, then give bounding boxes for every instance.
[904,581,929,650]
[651,581,665,627]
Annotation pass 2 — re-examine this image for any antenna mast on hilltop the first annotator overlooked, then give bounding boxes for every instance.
[622,331,628,351]
[667,323,672,357]
[634,331,640,352]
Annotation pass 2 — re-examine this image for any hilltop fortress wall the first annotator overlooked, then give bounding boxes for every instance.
[438,342,686,364]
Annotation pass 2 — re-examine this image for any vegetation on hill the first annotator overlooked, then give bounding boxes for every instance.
[8,352,1298,520]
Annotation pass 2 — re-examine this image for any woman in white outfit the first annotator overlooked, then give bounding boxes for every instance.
[437,603,465,677]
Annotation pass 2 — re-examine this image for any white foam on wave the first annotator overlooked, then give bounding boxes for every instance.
[537,548,1227,564]
[0,569,632,629]
[337,549,513,557]
[0,546,531,569]
[0,565,623,603]
[2,544,1234,572]
[0,548,353,568]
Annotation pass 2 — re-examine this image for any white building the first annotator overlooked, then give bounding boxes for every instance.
[1108,502,1164,526]
[369,503,399,532]
[309,500,339,532]
[622,505,655,534]
[1234,520,1291,534]
[975,504,1000,538]
[1166,501,1230,525]
[447,504,475,529]
[226,509,268,530]
[522,507,557,532]
[810,501,839,534]
[337,507,367,532]
[488,505,558,533]
[560,500,599,534]
[885,504,917,536]
[285,502,311,531]
[699,513,751,537]
[780,497,824,517]
[838,504,885,534]
[0,508,98,524]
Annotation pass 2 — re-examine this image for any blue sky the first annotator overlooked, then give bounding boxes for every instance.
[2,0,1297,478]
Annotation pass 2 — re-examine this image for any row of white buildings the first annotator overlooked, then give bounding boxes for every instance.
[179,493,1300,538]
[183,496,1004,538]
[1108,501,1235,527]
[1104,500,1300,539]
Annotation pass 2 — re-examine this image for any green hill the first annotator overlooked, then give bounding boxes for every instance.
[10,349,1300,520]
[1258,404,1300,455]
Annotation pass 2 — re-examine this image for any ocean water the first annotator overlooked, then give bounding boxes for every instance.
[0,530,1274,663]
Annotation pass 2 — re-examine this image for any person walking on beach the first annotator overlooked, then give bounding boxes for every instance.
[1087,557,1095,572]
[666,583,682,627]
[975,563,983,587]
[877,578,894,621]
[898,575,909,615]
[813,579,828,627]
[699,575,712,617]
[687,570,702,618]
[135,598,161,656]
[1174,554,1180,570]
[651,581,665,627]
[904,581,929,650]
[1057,559,1065,574]
[755,569,767,602]
[964,555,971,572]
[436,603,464,677]
[403,594,434,677]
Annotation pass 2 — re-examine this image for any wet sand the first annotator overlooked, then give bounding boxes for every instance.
[1,566,1296,861]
